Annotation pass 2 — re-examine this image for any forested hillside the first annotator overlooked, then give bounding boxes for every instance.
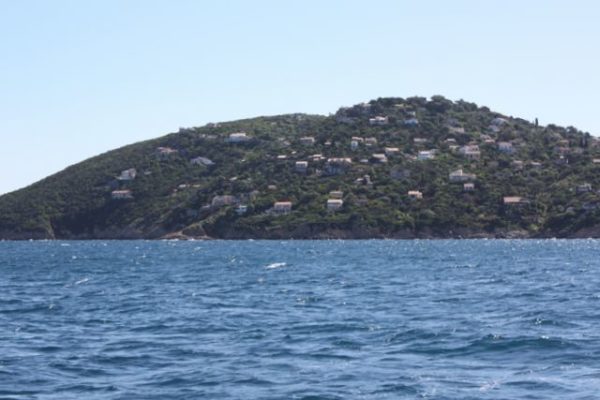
[1,96,599,239]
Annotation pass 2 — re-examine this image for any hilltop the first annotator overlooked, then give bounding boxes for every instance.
[2,95,600,240]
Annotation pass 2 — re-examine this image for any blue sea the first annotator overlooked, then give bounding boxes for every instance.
[1,240,600,399]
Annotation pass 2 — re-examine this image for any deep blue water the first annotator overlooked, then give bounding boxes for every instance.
[1,240,600,399]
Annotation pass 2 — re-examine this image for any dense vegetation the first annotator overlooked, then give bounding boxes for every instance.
[2,95,600,239]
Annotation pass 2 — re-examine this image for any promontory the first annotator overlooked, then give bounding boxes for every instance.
[1,96,599,240]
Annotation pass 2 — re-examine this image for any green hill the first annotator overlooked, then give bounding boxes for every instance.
[2,95,600,239]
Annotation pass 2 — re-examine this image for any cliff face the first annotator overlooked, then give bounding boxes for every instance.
[2,95,600,240]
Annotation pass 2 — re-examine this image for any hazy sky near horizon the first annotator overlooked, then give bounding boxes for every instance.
[1,0,599,195]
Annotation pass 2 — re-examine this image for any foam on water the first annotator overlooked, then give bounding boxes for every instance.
[264,262,287,269]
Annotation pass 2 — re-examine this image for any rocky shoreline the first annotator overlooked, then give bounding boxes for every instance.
[2,225,599,240]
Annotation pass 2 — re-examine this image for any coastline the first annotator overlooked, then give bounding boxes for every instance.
[2,226,599,240]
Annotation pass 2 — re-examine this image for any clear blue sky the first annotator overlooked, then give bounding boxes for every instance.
[1,0,599,195]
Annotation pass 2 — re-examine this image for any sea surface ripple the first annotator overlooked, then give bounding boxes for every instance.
[1,240,600,399]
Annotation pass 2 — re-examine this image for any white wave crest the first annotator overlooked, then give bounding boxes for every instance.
[265,262,286,269]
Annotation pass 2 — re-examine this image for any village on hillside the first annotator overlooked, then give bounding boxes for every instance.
[106,96,600,238]
[2,96,599,239]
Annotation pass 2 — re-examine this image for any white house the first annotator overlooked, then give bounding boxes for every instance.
[300,136,315,146]
[512,160,524,170]
[355,175,373,187]
[384,147,400,156]
[235,205,248,215]
[273,201,292,214]
[227,132,251,143]
[118,168,137,181]
[530,161,542,168]
[351,137,363,149]
[365,137,378,146]
[491,117,508,126]
[417,150,435,161]
[111,190,133,200]
[498,142,514,153]
[448,126,465,134]
[449,169,476,183]
[190,156,214,166]
[156,147,178,158]
[408,190,423,200]
[577,183,592,193]
[369,116,388,126]
[463,183,475,192]
[295,161,308,173]
[325,158,352,175]
[459,145,481,160]
[329,191,343,200]
[503,196,526,205]
[327,199,344,211]
[212,195,238,207]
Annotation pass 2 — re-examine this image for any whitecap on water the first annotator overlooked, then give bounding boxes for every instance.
[479,380,500,391]
[75,278,89,285]
[265,262,286,269]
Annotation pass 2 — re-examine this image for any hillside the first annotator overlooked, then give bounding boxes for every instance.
[2,95,600,240]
